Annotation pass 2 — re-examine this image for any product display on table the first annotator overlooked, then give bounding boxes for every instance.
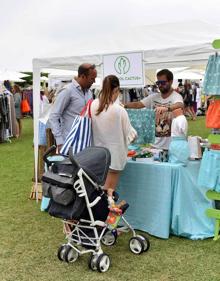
[131,150,154,162]
[188,136,202,159]
[127,145,169,162]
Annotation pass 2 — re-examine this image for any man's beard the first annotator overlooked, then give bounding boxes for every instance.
[160,86,170,94]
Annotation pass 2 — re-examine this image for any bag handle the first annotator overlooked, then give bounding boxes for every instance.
[80,99,93,118]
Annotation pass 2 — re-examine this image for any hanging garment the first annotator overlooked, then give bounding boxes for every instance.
[8,94,17,137]
[206,99,220,129]
[198,149,220,192]
[126,108,155,144]
[168,137,190,165]
[0,92,10,142]
[203,55,220,95]
[21,99,31,113]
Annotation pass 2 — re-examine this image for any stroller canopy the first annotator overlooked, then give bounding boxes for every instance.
[71,146,111,186]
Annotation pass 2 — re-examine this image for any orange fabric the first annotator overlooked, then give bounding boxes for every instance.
[206,100,220,129]
[210,144,220,150]
[21,99,31,113]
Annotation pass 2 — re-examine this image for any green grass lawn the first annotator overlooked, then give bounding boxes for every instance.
[1,117,220,281]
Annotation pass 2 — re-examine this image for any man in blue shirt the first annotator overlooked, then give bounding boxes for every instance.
[49,63,97,151]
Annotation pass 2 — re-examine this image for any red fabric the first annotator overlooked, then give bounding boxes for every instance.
[206,100,220,128]
[80,99,93,117]
[21,99,31,113]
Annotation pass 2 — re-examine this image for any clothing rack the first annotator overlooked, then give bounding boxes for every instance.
[0,90,17,143]
[203,39,220,238]
[0,91,11,142]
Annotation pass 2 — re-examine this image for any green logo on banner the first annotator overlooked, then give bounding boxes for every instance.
[114,56,130,74]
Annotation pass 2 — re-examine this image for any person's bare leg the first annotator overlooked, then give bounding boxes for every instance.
[185,106,193,119]
[15,120,19,138]
[189,106,196,120]
[104,170,120,204]
[18,119,22,136]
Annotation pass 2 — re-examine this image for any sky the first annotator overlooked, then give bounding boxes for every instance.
[1,0,220,71]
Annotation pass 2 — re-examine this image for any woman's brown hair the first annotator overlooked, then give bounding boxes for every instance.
[96,75,120,115]
[13,84,21,93]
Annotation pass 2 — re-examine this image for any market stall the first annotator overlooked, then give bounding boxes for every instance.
[33,21,220,189]
[33,23,220,242]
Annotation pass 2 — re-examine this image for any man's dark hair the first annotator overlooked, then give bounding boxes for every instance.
[78,64,96,77]
[3,80,12,92]
[157,69,173,81]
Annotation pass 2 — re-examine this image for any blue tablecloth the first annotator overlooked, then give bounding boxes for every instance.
[117,160,214,240]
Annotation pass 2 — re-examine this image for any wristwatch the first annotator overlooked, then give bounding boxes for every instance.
[167,105,171,112]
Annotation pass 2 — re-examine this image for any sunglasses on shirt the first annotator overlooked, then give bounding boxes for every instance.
[156,80,168,86]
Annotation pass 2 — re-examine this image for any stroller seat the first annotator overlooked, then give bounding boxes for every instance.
[42,146,111,221]
[70,146,111,186]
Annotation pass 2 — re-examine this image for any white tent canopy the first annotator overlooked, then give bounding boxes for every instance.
[173,68,204,80]
[0,70,29,82]
[32,20,220,190]
[33,21,220,70]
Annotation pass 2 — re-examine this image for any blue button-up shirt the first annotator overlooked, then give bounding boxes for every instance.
[49,79,92,145]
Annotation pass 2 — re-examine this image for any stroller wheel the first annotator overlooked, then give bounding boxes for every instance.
[129,237,145,254]
[96,253,111,273]
[136,234,150,252]
[101,230,117,246]
[88,254,99,271]
[57,244,69,261]
[64,245,79,263]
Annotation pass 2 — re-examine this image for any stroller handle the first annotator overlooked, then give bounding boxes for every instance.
[43,145,57,166]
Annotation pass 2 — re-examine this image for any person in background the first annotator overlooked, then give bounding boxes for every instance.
[124,69,183,150]
[4,80,13,92]
[128,88,138,102]
[168,108,189,165]
[195,82,202,110]
[12,84,22,138]
[49,63,97,152]
[40,90,50,116]
[183,81,196,121]
[148,84,159,95]
[91,75,137,205]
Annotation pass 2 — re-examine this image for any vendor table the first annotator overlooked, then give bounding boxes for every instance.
[117,160,214,239]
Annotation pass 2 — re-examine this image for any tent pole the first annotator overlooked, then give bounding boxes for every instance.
[33,60,41,202]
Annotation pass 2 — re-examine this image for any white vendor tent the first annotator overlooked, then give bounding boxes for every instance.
[32,20,220,192]
[0,70,30,82]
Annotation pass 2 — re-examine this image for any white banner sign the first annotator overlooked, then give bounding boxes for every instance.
[103,51,144,87]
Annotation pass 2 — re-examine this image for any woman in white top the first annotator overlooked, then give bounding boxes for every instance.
[91,75,136,202]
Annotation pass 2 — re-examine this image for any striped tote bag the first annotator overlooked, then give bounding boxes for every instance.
[60,99,93,156]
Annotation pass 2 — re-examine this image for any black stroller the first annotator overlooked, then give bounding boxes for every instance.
[42,146,150,273]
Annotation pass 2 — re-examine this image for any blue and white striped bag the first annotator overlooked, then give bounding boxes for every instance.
[60,100,92,156]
